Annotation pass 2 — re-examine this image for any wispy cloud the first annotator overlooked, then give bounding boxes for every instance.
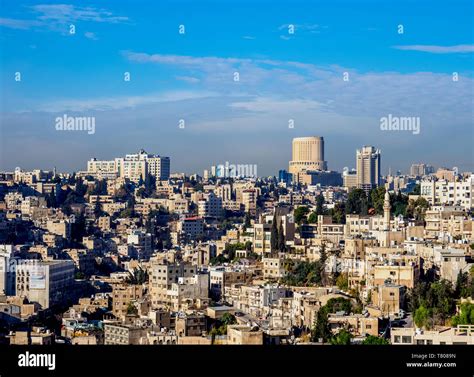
[0,18,41,30]
[278,23,320,32]
[84,31,98,40]
[392,44,474,54]
[123,51,254,66]
[122,50,473,127]
[0,4,128,32]
[31,4,129,24]
[242,36,256,40]
[175,76,201,84]
[32,91,217,112]
[277,23,320,40]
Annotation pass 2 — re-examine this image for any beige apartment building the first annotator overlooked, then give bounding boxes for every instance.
[371,283,406,316]
[328,314,379,337]
[103,322,147,345]
[371,264,418,289]
[227,325,264,345]
[46,220,71,240]
[253,222,272,255]
[391,325,474,345]
[262,257,287,280]
[112,284,144,319]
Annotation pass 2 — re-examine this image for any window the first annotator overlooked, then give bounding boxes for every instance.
[402,336,412,344]
[394,336,401,343]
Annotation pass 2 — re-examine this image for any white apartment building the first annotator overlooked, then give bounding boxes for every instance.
[87,149,170,183]
[198,192,223,218]
[127,230,153,260]
[421,175,473,210]
[15,260,75,309]
[177,217,204,240]
[149,261,199,307]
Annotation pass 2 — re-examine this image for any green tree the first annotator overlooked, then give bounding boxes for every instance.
[330,329,352,345]
[119,208,134,218]
[126,267,149,285]
[244,211,251,228]
[325,297,352,314]
[271,214,279,253]
[278,222,286,252]
[307,212,318,224]
[221,313,237,327]
[455,271,471,299]
[362,335,389,345]
[451,303,474,326]
[370,187,386,215]
[94,200,104,218]
[294,206,310,224]
[311,308,331,342]
[46,191,57,208]
[318,244,328,286]
[414,305,431,329]
[311,298,354,343]
[330,203,346,224]
[315,194,325,215]
[406,197,429,221]
[210,313,237,338]
[126,302,138,315]
[346,189,368,215]
[336,273,349,291]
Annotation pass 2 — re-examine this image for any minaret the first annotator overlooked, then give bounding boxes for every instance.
[383,190,391,231]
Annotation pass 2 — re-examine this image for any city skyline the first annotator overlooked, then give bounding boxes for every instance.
[0,1,473,371]
[1,0,473,175]
[5,139,459,179]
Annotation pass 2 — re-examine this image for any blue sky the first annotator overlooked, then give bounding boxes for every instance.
[1,0,473,175]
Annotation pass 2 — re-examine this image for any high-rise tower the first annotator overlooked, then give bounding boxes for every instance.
[356,146,381,193]
[289,137,328,181]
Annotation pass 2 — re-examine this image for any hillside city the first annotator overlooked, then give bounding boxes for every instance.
[0,136,473,346]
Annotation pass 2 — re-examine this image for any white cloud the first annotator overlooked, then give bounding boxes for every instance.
[84,31,98,40]
[0,4,128,32]
[230,98,326,113]
[392,44,474,53]
[175,76,200,84]
[31,4,129,24]
[0,18,41,29]
[278,23,319,32]
[121,51,473,126]
[33,91,217,112]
